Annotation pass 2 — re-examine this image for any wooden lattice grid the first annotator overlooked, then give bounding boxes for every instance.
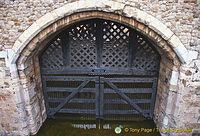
[41,38,64,69]
[102,21,129,68]
[40,19,160,75]
[69,22,97,68]
[132,35,160,71]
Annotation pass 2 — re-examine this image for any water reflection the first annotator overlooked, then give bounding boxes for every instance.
[35,118,161,136]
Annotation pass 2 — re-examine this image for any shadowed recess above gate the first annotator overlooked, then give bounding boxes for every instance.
[40,19,160,76]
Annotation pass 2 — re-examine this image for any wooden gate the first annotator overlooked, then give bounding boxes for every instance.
[39,19,160,120]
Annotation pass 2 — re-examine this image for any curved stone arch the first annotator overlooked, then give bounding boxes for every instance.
[11,0,191,65]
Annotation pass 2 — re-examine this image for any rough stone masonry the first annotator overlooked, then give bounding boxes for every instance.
[0,0,199,136]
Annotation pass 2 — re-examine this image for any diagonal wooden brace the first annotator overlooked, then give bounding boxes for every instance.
[105,79,149,118]
[49,79,90,116]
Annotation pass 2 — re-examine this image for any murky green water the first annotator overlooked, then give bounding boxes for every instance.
[35,117,161,136]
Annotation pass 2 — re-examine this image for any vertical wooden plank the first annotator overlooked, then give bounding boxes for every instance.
[60,30,70,67]
[95,76,100,118]
[42,77,50,117]
[150,78,158,118]
[99,77,104,119]
[96,20,103,68]
[128,30,138,68]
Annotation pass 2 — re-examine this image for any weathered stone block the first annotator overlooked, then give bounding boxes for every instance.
[169,71,179,86]
[105,0,125,11]
[185,51,198,63]
[168,34,184,48]
[123,5,138,18]
[12,40,23,54]
[52,6,68,19]
[25,22,41,41]
[36,13,55,29]
[148,17,174,41]
[174,44,188,63]
[0,58,5,67]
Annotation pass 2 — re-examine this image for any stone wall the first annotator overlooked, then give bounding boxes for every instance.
[0,0,199,51]
[0,0,199,136]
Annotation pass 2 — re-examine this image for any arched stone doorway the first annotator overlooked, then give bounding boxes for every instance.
[39,18,160,120]
[9,1,189,134]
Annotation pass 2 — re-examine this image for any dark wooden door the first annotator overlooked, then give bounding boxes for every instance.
[39,19,160,120]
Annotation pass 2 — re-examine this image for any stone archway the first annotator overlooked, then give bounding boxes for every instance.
[8,0,194,135]
[11,0,192,65]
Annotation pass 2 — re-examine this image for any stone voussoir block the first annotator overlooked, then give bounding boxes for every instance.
[123,5,174,41]
[66,0,96,13]
[12,40,23,54]
[18,30,34,48]
[36,13,55,30]
[105,0,125,11]
[13,23,40,57]
[51,6,68,20]
[173,44,189,63]
[168,34,184,48]
[135,9,153,25]
[123,5,138,18]
[169,71,179,86]
[25,23,41,42]
[148,17,174,41]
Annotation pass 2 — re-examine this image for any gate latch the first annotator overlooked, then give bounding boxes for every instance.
[92,69,106,75]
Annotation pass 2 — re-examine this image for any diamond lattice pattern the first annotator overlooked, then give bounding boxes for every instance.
[133,35,160,71]
[41,38,64,69]
[102,21,129,68]
[69,22,97,68]
[40,19,160,74]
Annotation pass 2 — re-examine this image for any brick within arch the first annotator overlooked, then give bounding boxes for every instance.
[10,1,191,135]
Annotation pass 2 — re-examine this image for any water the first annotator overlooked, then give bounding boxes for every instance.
[35,117,161,136]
